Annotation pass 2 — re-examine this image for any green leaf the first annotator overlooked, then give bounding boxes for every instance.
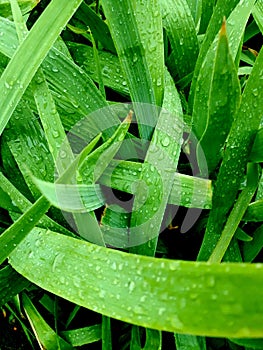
[75,2,116,53]
[144,329,162,350]
[129,101,183,255]
[192,19,241,174]
[9,228,263,338]
[253,0,263,35]
[174,333,207,350]
[0,17,117,136]
[185,0,202,30]
[208,163,260,263]
[189,0,255,111]
[235,228,253,242]
[0,0,83,136]
[77,112,132,184]
[22,293,73,350]
[131,0,164,107]
[0,198,50,265]
[61,324,102,346]
[242,224,263,262]
[243,199,263,222]
[229,337,263,349]
[199,0,216,34]
[99,160,212,209]
[249,127,263,162]
[0,265,30,307]
[101,0,160,139]
[0,171,73,236]
[160,0,199,80]
[0,0,38,18]
[100,204,130,248]
[198,43,263,261]
[32,180,105,213]
[102,316,112,350]
[68,43,129,96]
[6,101,55,199]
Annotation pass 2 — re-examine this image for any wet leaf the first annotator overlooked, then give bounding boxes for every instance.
[198,40,263,261]
[0,0,83,136]
[0,265,30,307]
[9,228,263,338]
[192,19,241,174]
[160,0,199,80]
[22,293,73,350]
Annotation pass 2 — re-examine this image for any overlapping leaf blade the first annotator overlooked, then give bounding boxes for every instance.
[0,0,83,136]
[160,0,199,80]
[198,40,263,261]
[101,0,162,139]
[189,0,255,111]
[22,293,73,350]
[192,20,241,174]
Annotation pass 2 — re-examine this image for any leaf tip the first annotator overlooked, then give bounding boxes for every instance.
[125,110,134,123]
[220,16,227,37]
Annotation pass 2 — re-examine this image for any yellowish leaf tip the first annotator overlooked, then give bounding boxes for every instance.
[125,110,134,123]
[220,16,227,36]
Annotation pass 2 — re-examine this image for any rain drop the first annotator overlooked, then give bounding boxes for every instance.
[128,281,135,293]
[52,67,59,73]
[161,136,170,147]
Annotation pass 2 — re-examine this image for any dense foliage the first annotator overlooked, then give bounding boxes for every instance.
[0,0,263,349]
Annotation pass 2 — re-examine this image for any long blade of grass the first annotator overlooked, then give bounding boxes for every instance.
[144,329,162,350]
[208,163,260,263]
[189,0,255,112]
[174,333,207,350]
[68,42,129,96]
[101,0,161,139]
[22,293,73,350]
[132,0,164,107]
[74,2,116,54]
[102,316,112,350]
[0,0,83,136]
[68,43,129,96]
[129,101,183,255]
[61,324,102,346]
[5,102,55,199]
[198,42,263,261]
[100,160,212,209]
[252,0,263,35]
[199,0,216,34]
[186,0,202,30]
[0,198,50,265]
[0,171,74,235]
[192,19,241,174]
[0,0,37,18]
[0,16,118,138]
[160,0,199,80]
[9,228,263,338]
